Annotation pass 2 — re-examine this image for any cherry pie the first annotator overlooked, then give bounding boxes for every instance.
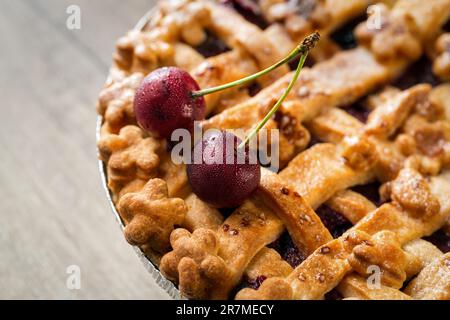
[97,0,450,300]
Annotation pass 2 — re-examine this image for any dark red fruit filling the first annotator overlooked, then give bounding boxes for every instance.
[233,275,267,295]
[316,205,353,238]
[307,135,323,148]
[394,56,442,89]
[351,181,383,206]
[325,289,344,300]
[269,232,307,268]
[330,15,366,50]
[194,31,230,58]
[245,275,267,290]
[220,0,268,29]
[218,206,238,218]
[400,278,413,292]
[288,55,314,71]
[424,230,450,253]
[247,81,262,97]
[443,18,450,32]
[343,101,371,124]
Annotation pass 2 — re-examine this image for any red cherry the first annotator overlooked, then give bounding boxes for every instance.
[187,131,261,208]
[133,34,319,139]
[134,67,206,138]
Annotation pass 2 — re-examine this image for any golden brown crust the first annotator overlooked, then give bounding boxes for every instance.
[160,228,232,299]
[389,168,440,219]
[365,84,431,139]
[118,179,187,252]
[98,126,162,195]
[243,247,293,281]
[326,190,377,224]
[405,253,450,300]
[338,275,412,300]
[259,0,369,42]
[183,194,223,231]
[258,170,333,255]
[97,73,143,133]
[203,73,311,165]
[287,239,352,300]
[114,0,210,73]
[96,0,450,300]
[308,107,363,144]
[403,115,449,160]
[236,277,294,300]
[236,167,450,300]
[347,231,407,289]
[433,33,450,80]
[394,0,450,41]
[157,153,189,198]
[206,2,286,73]
[429,84,450,121]
[191,50,259,114]
[160,193,286,299]
[279,143,375,209]
[355,4,422,61]
[403,239,444,276]
[340,135,379,171]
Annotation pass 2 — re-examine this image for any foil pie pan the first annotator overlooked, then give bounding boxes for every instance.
[96,8,182,300]
[97,117,182,300]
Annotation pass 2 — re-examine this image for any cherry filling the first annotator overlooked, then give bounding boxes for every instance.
[394,56,442,89]
[351,181,383,206]
[330,15,366,50]
[194,30,230,58]
[234,233,307,293]
[220,0,268,29]
[343,101,371,124]
[219,206,238,219]
[247,81,262,97]
[307,135,323,148]
[232,275,268,296]
[288,55,315,71]
[444,18,450,32]
[316,205,353,238]
[325,289,344,300]
[424,230,450,253]
[244,275,267,290]
[269,231,307,268]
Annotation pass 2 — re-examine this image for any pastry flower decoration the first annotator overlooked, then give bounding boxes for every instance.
[133,32,320,208]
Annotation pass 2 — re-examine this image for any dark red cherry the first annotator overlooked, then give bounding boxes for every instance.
[134,67,206,138]
[187,131,261,208]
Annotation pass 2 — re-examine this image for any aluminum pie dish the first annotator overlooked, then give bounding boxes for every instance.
[96,9,182,300]
[97,117,182,300]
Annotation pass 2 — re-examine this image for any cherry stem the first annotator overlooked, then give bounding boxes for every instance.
[191,32,320,98]
[238,53,308,149]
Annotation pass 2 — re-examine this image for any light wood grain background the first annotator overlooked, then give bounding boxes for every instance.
[0,0,170,299]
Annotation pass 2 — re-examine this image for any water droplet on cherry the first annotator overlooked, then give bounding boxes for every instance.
[134,67,206,138]
[187,131,261,208]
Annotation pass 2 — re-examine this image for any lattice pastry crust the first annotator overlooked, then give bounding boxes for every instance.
[97,0,450,300]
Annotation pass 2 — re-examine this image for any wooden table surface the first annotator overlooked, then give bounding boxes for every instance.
[0,0,170,299]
